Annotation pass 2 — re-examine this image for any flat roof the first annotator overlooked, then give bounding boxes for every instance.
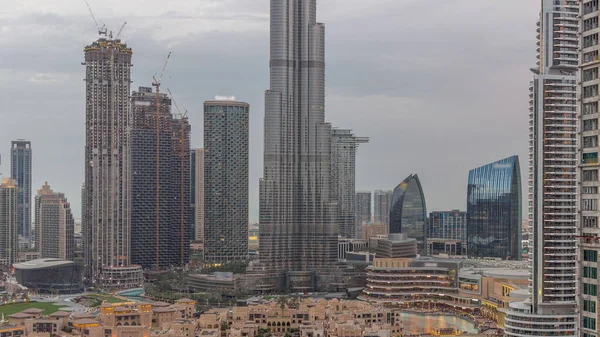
[13,258,74,270]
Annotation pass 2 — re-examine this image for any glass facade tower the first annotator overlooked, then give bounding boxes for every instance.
[466,156,521,260]
[10,140,31,240]
[389,174,427,254]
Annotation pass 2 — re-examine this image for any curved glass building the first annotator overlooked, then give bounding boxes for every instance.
[389,174,427,253]
[466,156,521,260]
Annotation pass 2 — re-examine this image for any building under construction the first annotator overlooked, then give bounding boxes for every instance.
[130,87,191,270]
[82,34,143,289]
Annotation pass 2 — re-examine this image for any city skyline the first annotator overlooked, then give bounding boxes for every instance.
[0,0,536,222]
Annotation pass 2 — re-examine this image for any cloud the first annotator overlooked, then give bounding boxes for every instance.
[28,73,58,83]
[0,0,539,221]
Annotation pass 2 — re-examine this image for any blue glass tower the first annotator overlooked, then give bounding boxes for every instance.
[11,140,32,240]
[389,174,427,253]
[466,155,521,260]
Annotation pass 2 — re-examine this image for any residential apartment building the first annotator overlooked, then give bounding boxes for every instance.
[373,190,392,226]
[504,1,579,336]
[580,1,600,336]
[0,178,18,266]
[34,182,75,261]
[129,86,191,270]
[204,100,249,262]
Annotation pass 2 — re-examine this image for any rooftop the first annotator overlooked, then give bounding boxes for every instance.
[13,258,74,270]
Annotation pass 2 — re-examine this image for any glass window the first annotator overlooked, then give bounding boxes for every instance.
[584,300,597,313]
[584,266,598,279]
[584,283,598,296]
[583,170,598,182]
[583,199,598,211]
[583,316,597,330]
[584,250,598,262]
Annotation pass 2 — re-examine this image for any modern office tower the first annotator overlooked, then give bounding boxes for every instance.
[580,2,600,336]
[34,182,74,261]
[331,129,369,239]
[504,1,578,336]
[0,178,18,267]
[355,191,372,236]
[373,190,393,225]
[427,211,466,253]
[10,140,31,240]
[130,86,191,270]
[204,100,249,262]
[82,33,143,289]
[389,174,427,254]
[191,149,205,242]
[466,156,521,260]
[258,0,339,290]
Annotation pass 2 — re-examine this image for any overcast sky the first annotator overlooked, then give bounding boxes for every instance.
[0,0,538,222]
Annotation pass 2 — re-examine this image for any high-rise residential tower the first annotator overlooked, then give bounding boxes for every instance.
[467,156,521,260]
[504,1,578,336]
[579,2,600,335]
[191,149,205,243]
[82,33,143,289]
[258,0,338,290]
[11,140,31,240]
[373,190,392,225]
[204,100,249,262]
[129,86,191,270]
[355,191,372,236]
[331,129,369,239]
[0,178,18,267]
[35,182,75,261]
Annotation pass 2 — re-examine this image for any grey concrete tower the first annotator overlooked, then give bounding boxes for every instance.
[204,100,249,262]
[82,33,143,289]
[331,129,368,239]
[259,0,339,275]
[11,140,31,240]
[504,1,578,336]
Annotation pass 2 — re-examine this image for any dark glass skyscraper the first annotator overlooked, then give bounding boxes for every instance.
[130,86,191,270]
[11,140,31,240]
[204,100,249,262]
[258,0,338,285]
[389,174,427,253]
[466,156,521,260]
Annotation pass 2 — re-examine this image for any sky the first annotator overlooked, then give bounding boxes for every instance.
[0,0,539,222]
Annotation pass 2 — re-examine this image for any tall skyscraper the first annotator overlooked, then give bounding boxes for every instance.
[82,33,143,289]
[35,182,75,261]
[466,156,521,260]
[191,149,205,242]
[0,178,18,267]
[355,191,372,235]
[330,129,369,239]
[579,2,600,335]
[373,190,392,225]
[389,174,427,253]
[204,100,249,262]
[11,140,31,240]
[258,0,338,290]
[504,1,578,336]
[129,86,191,270]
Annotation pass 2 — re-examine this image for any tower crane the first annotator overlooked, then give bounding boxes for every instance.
[83,0,107,37]
[115,22,127,40]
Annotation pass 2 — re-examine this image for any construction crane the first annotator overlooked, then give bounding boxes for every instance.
[152,52,171,271]
[115,21,127,40]
[167,89,188,118]
[83,0,107,37]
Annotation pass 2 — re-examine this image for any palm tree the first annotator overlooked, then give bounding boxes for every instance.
[276,297,289,316]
